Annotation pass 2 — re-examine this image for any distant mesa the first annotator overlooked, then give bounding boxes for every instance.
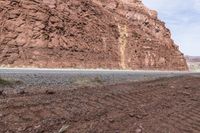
[0,0,188,70]
[185,55,200,62]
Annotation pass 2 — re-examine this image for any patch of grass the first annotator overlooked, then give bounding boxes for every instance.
[0,77,23,87]
[69,76,105,87]
[0,78,12,86]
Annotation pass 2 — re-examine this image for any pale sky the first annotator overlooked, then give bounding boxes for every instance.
[142,0,200,56]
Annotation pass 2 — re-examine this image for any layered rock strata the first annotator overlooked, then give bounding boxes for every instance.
[0,0,188,70]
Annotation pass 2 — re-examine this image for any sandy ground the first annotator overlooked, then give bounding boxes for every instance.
[0,75,200,133]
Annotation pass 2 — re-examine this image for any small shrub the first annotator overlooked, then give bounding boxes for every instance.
[93,76,103,84]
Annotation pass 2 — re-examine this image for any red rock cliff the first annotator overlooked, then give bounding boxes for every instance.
[0,0,188,70]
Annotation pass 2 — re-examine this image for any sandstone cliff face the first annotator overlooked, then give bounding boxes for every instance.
[0,0,188,70]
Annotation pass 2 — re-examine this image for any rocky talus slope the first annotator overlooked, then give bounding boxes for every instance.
[0,0,188,70]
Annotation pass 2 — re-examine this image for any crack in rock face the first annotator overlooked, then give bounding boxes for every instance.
[0,0,188,70]
[118,24,128,69]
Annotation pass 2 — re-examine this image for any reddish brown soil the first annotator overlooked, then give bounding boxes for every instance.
[0,76,200,133]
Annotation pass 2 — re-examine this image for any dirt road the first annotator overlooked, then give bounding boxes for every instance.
[0,76,200,133]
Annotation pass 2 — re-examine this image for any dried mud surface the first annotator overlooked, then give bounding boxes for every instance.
[0,76,200,133]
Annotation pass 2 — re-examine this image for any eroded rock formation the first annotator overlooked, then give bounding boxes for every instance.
[0,0,188,70]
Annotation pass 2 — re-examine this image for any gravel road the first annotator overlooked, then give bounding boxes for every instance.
[0,68,196,88]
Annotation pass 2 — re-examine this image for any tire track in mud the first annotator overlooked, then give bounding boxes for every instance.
[0,76,200,133]
[160,103,200,133]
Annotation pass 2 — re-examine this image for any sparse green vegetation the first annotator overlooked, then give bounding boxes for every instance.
[0,77,23,86]
[0,77,12,86]
[69,76,105,87]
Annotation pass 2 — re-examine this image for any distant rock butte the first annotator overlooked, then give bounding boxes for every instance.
[0,0,188,70]
[185,56,200,62]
